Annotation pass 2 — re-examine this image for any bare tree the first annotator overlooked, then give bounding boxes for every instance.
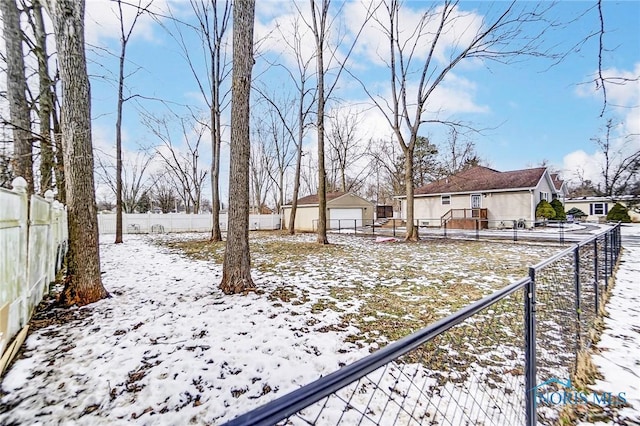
[592,118,640,196]
[249,115,275,213]
[252,95,296,211]
[368,138,405,202]
[435,128,481,179]
[592,0,639,117]
[150,171,178,213]
[220,0,255,294]
[143,113,208,214]
[161,0,231,241]
[353,0,559,240]
[113,0,153,243]
[44,0,108,305]
[28,0,56,195]
[1,0,33,193]
[255,16,316,233]
[326,108,366,192]
[300,0,376,244]
[300,150,318,196]
[96,150,154,213]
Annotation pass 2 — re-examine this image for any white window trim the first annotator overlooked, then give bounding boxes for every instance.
[540,191,549,202]
[441,195,451,205]
[592,202,605,215]
[470,193,482,209]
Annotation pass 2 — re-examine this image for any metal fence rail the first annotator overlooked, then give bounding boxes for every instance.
[225,224,622,426]
[317,218,590,244]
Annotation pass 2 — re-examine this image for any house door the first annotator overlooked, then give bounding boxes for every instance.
[471,194,482,218]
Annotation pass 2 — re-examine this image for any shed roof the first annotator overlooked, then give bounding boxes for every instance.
[414,166,548,195]
[287,191,348,206]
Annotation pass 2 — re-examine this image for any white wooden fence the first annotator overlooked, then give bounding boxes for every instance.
[0,177,68,358]
[97,212,282,234]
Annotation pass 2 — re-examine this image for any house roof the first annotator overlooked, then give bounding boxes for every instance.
[550,173,565,191]
[288,191,348,206]
[414,166,548,195]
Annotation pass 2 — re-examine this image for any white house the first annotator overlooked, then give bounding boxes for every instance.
[564,196,640,222]
[398,166,563,229]
[281,192,375,231]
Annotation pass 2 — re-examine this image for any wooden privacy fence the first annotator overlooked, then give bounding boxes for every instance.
[97,213,282,234]
[0,177,68,366]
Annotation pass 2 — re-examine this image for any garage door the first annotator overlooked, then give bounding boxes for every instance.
[329,208,363,229]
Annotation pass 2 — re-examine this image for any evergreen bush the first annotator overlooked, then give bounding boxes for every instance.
[606,202,631,223]
[566,207,587,219]
[536,200,556,220]
[550,198,566,220]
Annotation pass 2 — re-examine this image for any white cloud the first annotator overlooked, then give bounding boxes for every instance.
[561,149,603,185]
[345,2,485,68]
[576,62,640,140]
[85,0,174,46]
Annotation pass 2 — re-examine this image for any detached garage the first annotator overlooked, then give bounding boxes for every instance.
[281,192,374,232]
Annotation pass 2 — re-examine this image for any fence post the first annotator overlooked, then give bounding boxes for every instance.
[593,239,599,312]
[354,219,357,235]
[44,190,55,288]
[393,219,396,237]
[513,222,518,242]
[12,177,29,330]
[604,232,609,291]
[525,267,537,426]
[574,246,581,340]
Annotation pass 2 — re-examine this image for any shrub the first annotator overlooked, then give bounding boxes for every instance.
[606,202,631,223]
[566,207,587,218]
[536,200,556,220]
[550,198,567,221]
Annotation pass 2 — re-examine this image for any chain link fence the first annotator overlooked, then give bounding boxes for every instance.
[224,224,622,426]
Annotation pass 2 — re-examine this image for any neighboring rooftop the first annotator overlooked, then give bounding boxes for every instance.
[286,192,348,206]
[414,166,548,195]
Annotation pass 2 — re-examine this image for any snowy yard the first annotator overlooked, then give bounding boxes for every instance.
[0,232,594,424]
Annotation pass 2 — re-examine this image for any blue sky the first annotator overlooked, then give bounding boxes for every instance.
[84,0,640,202]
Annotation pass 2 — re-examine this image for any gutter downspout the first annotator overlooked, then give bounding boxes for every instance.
[530,189,535,226]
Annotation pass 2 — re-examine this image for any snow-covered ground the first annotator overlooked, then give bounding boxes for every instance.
[0,226,636,425]
[578,223,640,425]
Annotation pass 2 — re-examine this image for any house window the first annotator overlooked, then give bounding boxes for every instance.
[441,195,451,205]
[591,203,607,215]
[540,192,549,202]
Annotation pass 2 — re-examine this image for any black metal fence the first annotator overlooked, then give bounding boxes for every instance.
[224,224,622,425]
[313,218,596,244]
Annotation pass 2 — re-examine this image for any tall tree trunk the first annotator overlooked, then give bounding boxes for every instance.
[288,83,306,235]
[115,31,126,244]
[311,0,328,245]
[403,146,418,241]
[51,96,65,203]
[210,105,222,241]
[33,0,54,195]
[210,28,224,241]
[219,0,255,295]
[288,138,303,235]
[47,0,108,305]
[1,0,33,194]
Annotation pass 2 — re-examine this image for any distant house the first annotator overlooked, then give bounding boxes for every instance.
[397,166,561,229]
[551,173,568,200]
[281,192,375,231]
[564,196,640,223]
